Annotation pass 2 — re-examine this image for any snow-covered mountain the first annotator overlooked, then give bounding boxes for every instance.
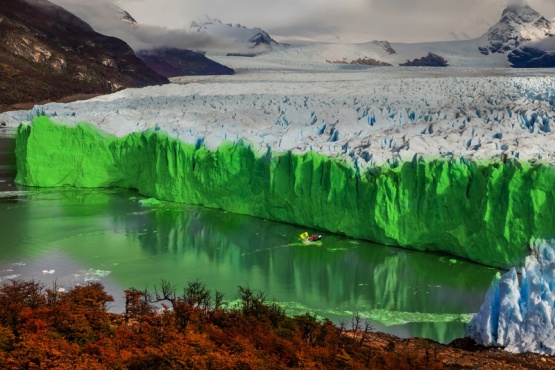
[217,5,555,69]
[47,1,236,76]
[478,5,555,55]
[189,17,283,55]
[47,2,555,67]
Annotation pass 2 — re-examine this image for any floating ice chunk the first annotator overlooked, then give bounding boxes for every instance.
[42,269,55,274]
[138,198,162,206]
[0,274,20,281]
[467,239,555,355]
[83,269,111,282]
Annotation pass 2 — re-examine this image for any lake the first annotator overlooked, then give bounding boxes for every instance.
[0,132,499,343]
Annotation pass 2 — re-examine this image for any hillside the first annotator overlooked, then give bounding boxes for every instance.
[136,49,234,77]
[0,0,168,113]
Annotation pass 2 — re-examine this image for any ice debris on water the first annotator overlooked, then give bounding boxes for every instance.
[83,269,111,282]
[138,198,162,206]
[466,239,555,355]
[0,274,20,281]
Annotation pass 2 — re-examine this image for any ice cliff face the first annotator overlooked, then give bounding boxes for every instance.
[13,119,555,269]
[5,70,555,268]
[467,240,555,355]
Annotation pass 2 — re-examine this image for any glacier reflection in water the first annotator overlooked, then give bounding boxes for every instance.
[0,185,500,343]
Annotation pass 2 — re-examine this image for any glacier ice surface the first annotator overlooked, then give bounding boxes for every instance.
[3,69,555,167]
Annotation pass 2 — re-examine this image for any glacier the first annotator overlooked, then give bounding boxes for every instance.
[467,240,555,355]
[3,69,555,268]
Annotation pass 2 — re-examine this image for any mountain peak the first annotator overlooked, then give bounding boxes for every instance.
[479,4,555,55]
[502,4,536,16]
[501,4,542,23]
[188,17,281,54]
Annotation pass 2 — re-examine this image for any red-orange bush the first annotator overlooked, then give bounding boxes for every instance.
[0,279,381,369]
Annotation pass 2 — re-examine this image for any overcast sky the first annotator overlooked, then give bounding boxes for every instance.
[113,0,555,41]
[49,0,555,46]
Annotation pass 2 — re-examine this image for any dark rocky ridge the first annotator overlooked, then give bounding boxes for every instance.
[509,46,555,67]
[326,57,392,66]
[248,31,277,47]
[0,0,168,113]
[137,48,234,77]
[371,40,397,55]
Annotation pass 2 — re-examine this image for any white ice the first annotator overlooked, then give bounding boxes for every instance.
[467,240,555,355]
[2,68,555,168]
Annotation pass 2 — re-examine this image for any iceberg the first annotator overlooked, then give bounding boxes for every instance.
[467,240,555,355]
[5,70,555,268]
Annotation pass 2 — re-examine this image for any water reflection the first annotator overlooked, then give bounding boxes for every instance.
[0,186,499,343]
[141,203,494,308]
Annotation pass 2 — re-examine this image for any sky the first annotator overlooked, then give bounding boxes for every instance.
[49,0,555,48]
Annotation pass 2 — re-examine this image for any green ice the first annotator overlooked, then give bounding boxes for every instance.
[16,116,555,267]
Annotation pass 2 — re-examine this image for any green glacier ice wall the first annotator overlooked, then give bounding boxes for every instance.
[15,117,555,268]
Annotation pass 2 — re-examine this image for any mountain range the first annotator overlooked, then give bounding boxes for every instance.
[238,4,555,68]
[2,1,555,114]
[36,1,555,69]
[107,4,555,69]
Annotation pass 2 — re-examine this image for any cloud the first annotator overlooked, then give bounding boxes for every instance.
[506,0,526,6]
[49,0,555,44]
[48,0,231,52]
[113,0,509,42]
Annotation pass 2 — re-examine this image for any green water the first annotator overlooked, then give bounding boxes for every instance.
[0,180,500,344]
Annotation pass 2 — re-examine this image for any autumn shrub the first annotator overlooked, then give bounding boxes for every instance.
[0,279,381,369]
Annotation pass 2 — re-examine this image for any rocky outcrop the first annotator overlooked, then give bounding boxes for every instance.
[326,57,392,66]
[400,53,449,67]
[509,46,555,68]
[364,334,555,369]
[248,32,276,48]
[371,40,397,55]
[0,0,168,112]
